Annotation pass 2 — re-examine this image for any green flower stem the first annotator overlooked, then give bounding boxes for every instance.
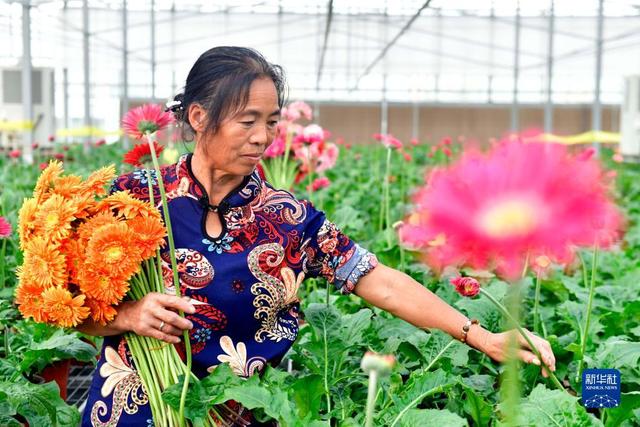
[384,147,392,246]
[280,130,293,184]
[323,323,331,415]
[364,369,378,427]
[326,281,331,308]
[307,164,314,206]
[502,282,521,427]
[421,339,456,374]
[576,246,599,384]
[533,273,542,336]
[127,333,173,426]
[3,328,10,357]
[479,288,565,391]
[145,170,166,294]
[145,132,192,422]
[0,238,6,289]
[390,384,448,427]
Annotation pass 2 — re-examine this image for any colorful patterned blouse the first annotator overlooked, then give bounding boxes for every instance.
[81,153,378,426]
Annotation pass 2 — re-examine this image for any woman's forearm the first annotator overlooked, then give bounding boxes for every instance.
[354,264,489,351]
[76,301,134,337]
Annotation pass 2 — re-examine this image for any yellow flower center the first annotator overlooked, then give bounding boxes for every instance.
[105,246,124,262]
[45,213,59,227]
[477,198,539,238]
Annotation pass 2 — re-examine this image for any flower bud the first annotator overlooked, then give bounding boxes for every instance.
[361,351,395,376]
[450,276,480,297]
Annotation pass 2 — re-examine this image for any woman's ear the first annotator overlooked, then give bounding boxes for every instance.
[188,104,207,133]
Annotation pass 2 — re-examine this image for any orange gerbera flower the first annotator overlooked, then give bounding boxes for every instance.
[99,191,161,220]
[34,160,63,203]
[128,216,166,259]
[51,174,84,199]
[17,197,38,249]
[78,266,130,304]
[82,165,116,197]
[21,236,67,288]
[14,277,50,323]
[71,194,98,220]
[85,223,142,278]
[85,297,118,325]
[59,238,83,284]
[76,212,120,242]
[41,287,90,327]
[34,194,77,244]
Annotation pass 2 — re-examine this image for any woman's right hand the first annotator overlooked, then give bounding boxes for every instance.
[121,292,196,344]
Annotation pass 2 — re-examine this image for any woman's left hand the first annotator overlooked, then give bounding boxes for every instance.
[480,328,556,377]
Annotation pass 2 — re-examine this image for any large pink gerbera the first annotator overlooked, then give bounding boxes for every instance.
[122,104,174,140]
[399,138,623,280]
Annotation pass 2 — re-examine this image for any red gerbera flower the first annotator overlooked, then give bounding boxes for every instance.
[122,104,174,140]
[123,141,164,167]
[450,276,480,297]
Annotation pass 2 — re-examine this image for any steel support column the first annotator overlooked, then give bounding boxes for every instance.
[83,0,91,153]
[592,0,604,153]
[151,0,156,101]
[21,1,33,164]
[510,1,521,133]
[544,0,555,133]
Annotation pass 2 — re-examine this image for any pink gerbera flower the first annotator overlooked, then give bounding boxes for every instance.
[295,140,339,174]
[0,217,12,239]
[122,104,174,140]
[373,133,402,150]
[309,176,331,191]
[399,138,623,280]
[281,101,312,122]
[264,135,286,159]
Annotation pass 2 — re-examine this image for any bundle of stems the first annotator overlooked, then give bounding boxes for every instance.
[122,134,229,426]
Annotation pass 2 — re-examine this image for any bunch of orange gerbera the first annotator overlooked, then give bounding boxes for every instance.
[15,160,166,328]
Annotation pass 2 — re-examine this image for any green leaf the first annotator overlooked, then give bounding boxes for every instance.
[304,304,341,336]
[224,383,272,412]
[19,329,97,373]
[501,384,603,427]
[291,375,323,418]
[462,386,493,427]
[340,308,372,347]
[416,330,469,369]
[162,364,244,424]
[331,205,365,235]
[594,337,640,369]
[382,368,459,425]
[461,374,496,395]
[604,392,640,427]
[399,408,468,427]
[0,380,80,427]
[162,376,210,424]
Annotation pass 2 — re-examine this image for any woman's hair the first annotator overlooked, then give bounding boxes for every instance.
[172,46,286,140]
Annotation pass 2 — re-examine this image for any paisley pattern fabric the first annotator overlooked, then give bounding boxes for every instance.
[81,153,377,426]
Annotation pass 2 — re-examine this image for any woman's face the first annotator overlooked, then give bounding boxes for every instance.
[193,77,280,176]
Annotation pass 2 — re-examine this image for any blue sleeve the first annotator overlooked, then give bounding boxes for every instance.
[300,201,378,294]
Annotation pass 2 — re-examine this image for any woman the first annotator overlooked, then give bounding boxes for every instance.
[79,46,556,426]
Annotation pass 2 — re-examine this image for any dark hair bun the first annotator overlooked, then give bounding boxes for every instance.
[171,46,287,142]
